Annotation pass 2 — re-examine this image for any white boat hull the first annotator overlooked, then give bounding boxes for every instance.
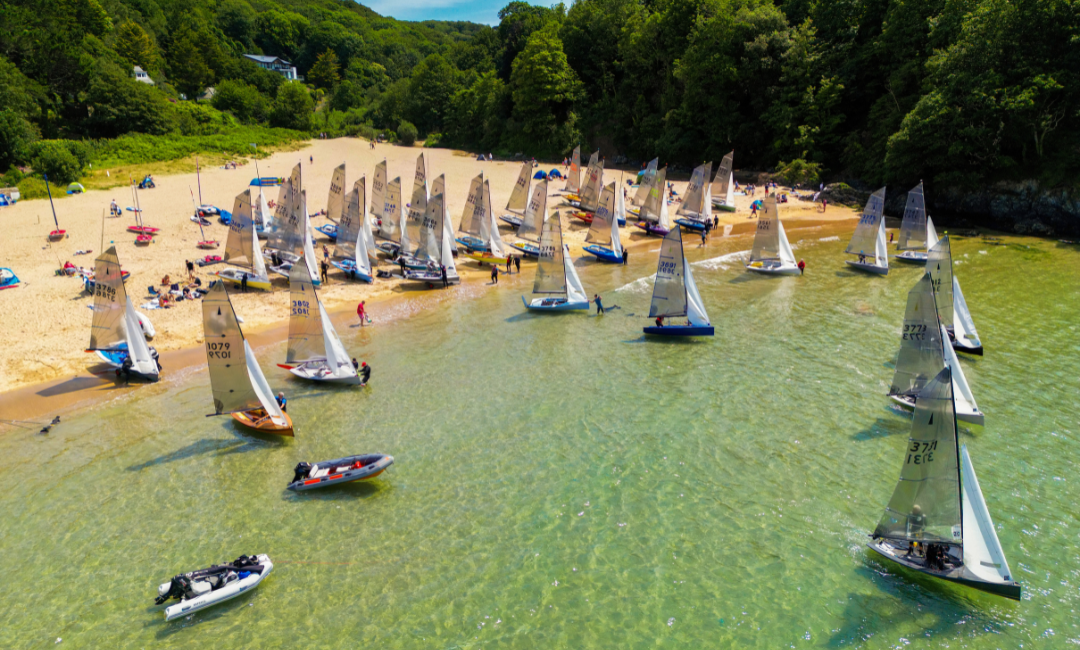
[845,259,889,275]
[163,555,272,621]
[890,394,984,426]
[745,261,801,276]
[285,362,361,385]
[894,250,928,264]
[523,296,589,311]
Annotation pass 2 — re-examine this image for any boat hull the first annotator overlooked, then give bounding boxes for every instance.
[643,325,714,337]
[231,410,294,436]
[287,454,394,491]
[214,269,273,292]
[509,242,539,258]
[329,260,374,283]
[522,296,589,311]
[465,252,509,265]
[499,214,523,228]
[745,262,801,276]
[712,202,736,212]
[402,271,459,287]
[316,224,338,241]
[845,260,889,275]
[953,340,983,356]
[632,222,671,237]
[674,218,708,232]
[163,554,273,620]
[455,236,489,253]
[583,245,623,263]
[893,251,928,264]
[890,394,984,426]
[279,362,361,385]
[867,540,1020,601]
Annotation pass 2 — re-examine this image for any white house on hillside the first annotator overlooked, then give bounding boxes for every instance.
[133,66,154,84]
[242,54,299,80]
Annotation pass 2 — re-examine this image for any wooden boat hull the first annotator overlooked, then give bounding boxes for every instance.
[867,540,1020,601]
[287,454,394,491]
[522,296,589,311]
[231,410,294,436]
[583,245,623,263]
[893,251,928,264]
[845,259,889,275]
[890,394,984,426]
[643,325,714,337]
[329,260,374,283]
[745,261,801,276]
[510,242,539,258]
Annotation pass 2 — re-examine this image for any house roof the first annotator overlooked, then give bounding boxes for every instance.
[134,66,146,73]
[243,54,292,66]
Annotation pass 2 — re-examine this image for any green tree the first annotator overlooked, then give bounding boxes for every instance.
[0,110,39,169]
[508,22,583,156]
[114,20,158,73]
[31,141,82,184]
[255,10,309,59]
[397,120,418,146]
[83,65,173,137]
[169,32,215,100]
[445,72,510,150]
[212,80,269,123]
[406,54,459,135]
[496,2,560,79]
[270,81,313,130]
[217,0,257,48]
[308,50,341,90]
[345,59,391,92]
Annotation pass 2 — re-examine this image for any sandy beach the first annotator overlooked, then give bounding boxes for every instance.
[0,138,858,404]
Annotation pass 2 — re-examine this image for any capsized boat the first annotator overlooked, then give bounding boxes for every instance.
[583,182,624,263]
[509,179,548,258]
[844,187,889,275]
[463,177,511,266]
[279,255,360,384]
[403,192,461,287]
[330,177,374,283]
[674,161,713,231]
[216,189,273,291]
[632,166,674,236]
[710,151,736,211]
[522,212,589,311]
[643,226,713,336]
[927,236,982,355]
[869,366,1019,600]
[85,247,160,381]
[499,161,532,227]
[895,182,939,264]
[887,273,984,425]
[287,454,394,491]
[202,281,293,435]
[745,196,800,275]
[155,554,273,621]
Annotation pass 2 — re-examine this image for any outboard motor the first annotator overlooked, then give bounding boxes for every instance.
[155,574,194,604]
[292,462,312,484]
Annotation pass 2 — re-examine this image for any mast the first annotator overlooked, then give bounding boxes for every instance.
[196,155,203,206]
[44,173,61,232]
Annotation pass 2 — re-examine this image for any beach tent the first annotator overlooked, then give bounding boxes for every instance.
[66,183,85,194]
[0,195,11,207]
[533,170,548,180]
[548,169,563,179]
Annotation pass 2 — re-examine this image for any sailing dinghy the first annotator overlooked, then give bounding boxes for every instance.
[643,226,713,336]
[888,273,984,425]
[395,176,433,270]
[216,190,272,291]
[202,281,293,435]
[375,176,405,259]
[86,246,160,381]
[155,554,273,621]
[509,179,548,258]
[403,191,461,287]
[279,255,359,384]
[869,365,1019,600]
[499,161,533,227]
[711,151,736,211]
[330,177,374,282]
[927,236,983,355]
[570,150,603,219]
[844,187,889,275]
[562,145,582,199]
[288,454,394,491]
[583,182,625,263]
[522,212,589,311]
[745,196,800,275]
[895,182,939,264]
[633,167,674,236]
[673,161,713,232]
[316,163,347,240]
[632,157,659,205]
[464,178,511,265]
[456,173,489,253]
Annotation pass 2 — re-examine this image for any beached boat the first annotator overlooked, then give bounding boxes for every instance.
[265,165,321,286]
[745,196,801,275]
[571,152,606,222]
[887,273,984,425]
[632,167,674,236]
[41,173,67,241]
[631,157,659,206]
[314,162,351,242]
[509,179,548,258]
[403,192,461,287]
[500,161,533,227]
[710,151,736,212]
[462,177,511,266]
[674,161,713,232]
[202,281,293,435]
[278,254,360,384]
[250,177,284,187]
[844,187,889,275]
[583,182,625,263]
[643,226,713,337]
[456,173,490,252]
[0,267,19,290]
[288,454,394,491]
[85,247,160,381]
[155,554,273,621]
[216,189,272,291]
[895,182,939,264]
[330,177,374,283]
[869,365,1019,600]
[562,145,581,198]
[523,212,589,311]
[926,236,983,355]
[375,176,406,259]
[397,173,434,269]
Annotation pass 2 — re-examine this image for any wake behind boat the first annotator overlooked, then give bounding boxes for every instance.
[522,211,589,311]
[155,554,272,621]
[288,454,394,491]
[844,187,889,275]
[643,226,713,337]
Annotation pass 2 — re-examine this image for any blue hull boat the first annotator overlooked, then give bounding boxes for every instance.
[456,236,490,253]
[583,245,623,264]
[643,325,714,337]
[510,242,539,258]
[216,210,233,225]
[674,218,708,232]
[317,224,338,241]
[330,259,373,283]
[522,296,589,311]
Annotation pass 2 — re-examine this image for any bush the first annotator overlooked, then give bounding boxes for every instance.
[31,141,84,184]
[423,132,443,147]
[776,159,822,187]
[397,120,418,146]
[270,82,313,131]
[211,80,270,124]
[0,109,39,168]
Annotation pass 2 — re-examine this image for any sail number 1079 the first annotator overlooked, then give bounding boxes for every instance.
[207,342,231,359]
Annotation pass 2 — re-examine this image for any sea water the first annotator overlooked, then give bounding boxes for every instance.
[1,224,1078,649]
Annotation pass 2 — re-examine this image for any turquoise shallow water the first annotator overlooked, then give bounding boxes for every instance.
[1,224,1078,649]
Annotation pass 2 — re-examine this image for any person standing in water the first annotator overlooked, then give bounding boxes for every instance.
[440,264,448,288]
[798,259,806,274]
[356,300,367,326]
[514,256,521,273]
[594,294,604,314]
[359,362,371,385]
[505,257,512,274]
[491,266,498,284]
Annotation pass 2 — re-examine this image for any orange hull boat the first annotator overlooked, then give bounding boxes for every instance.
[232,409,294,436]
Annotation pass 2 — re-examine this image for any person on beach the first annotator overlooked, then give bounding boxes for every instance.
[505,257,512,274]
[398,258,406,276]
[276,392,287,412]
[309,156,313,164]
[359,362,371,385]
[594,294,604,314]
[240,273,248,293]
[514,256,521,273]
[821,197,828,212]
[357,300,367,326]
[440,264,448,288]
[186,259,194,279]
[798,259,806,274]
[622,249,628,265]
[110,199,119,217]
[699,229,707,247]
[491,266,498,284]
[320,259,329,284]
[322,245,330,260]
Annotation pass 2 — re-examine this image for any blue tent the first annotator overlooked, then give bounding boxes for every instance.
[533,170,548,180]
[548,169,564,179]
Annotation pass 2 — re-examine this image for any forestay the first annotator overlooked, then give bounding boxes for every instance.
[88,247,127,351]
[890,273,944,398]
[370,160,387,223]
[326,164,345,223]
[507,162,531,213]
[875,367,961,545]
[678,162,712,217]
[846,187,886,259]
[634,158,659,205]
[534,211,567,296]
[898,182,928,251]
[517,179,548,242]
[287,255,325,364]
[564,146,581,194]
[711,151,734,205]
[926,236,954,328]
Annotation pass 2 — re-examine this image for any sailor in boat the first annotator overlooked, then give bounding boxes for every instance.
[276,392,287,412]
[655,316,664,328]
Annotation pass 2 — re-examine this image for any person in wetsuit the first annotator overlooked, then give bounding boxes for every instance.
[359,362,371,385]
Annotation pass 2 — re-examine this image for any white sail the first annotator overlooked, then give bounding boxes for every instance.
[847,187,886,260]
[633,157,658,205]
[564,245,588,305]
[952,276,981,348]
[658,189,673,229]
[460,174,484,237]
[927,216,939,250]
[244,339,287,427]
[382,177,403,242]
[354,215,372,278]
[677,162,712,218]
[941,324,981,421]
[439,194,460,281]
[413,152,428,201]
[777,218,797,266]
[517,180,548,242]
[258,188,272,229]
[684,258,709,327]
[586,183,618,251]
[301,192,319,283]
[403,181,427,257]
[564,146,581,194]
[318,300,357,381]
[124,297,158,378]
[960,446,1016,588]
[327,163,346,223]
[612,181,625,258]
[507,162,531,213]
[875,217,889,268]
[370,160,387,223]
[485,180,507,256]
[711,151,735,208]
[579,151,604,212]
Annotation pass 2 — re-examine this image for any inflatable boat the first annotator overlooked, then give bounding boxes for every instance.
[288,454,394,491]
[155,554,272,621]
